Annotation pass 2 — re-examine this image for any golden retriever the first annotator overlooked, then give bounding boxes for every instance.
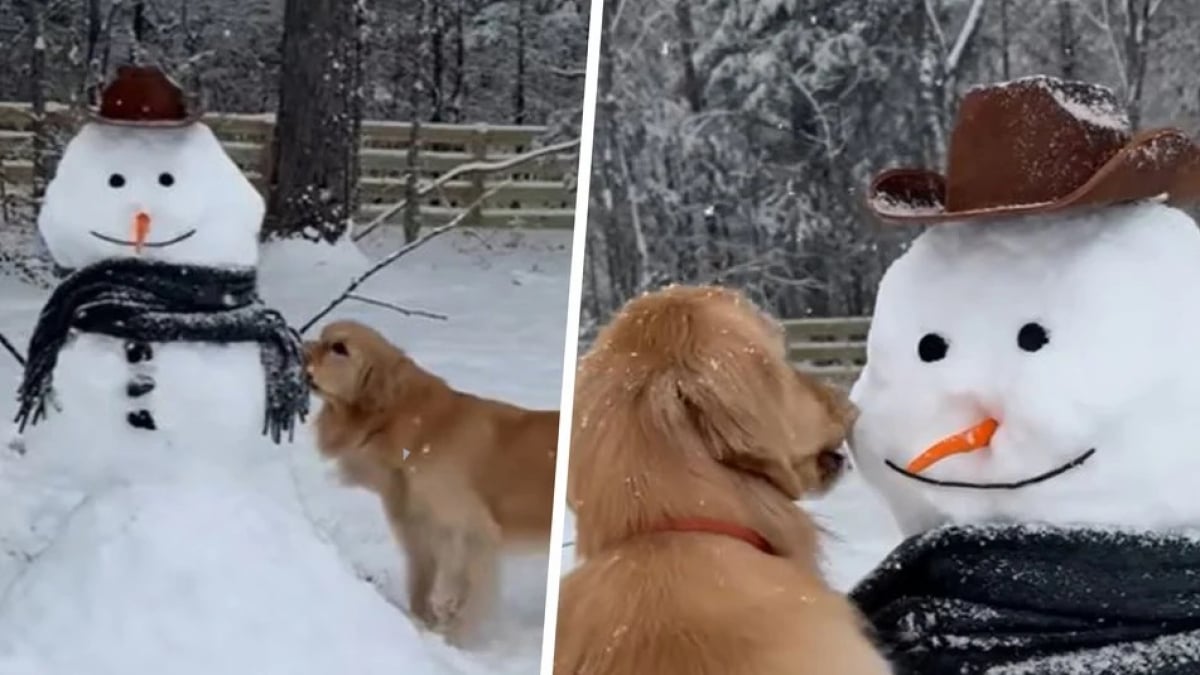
[304,319,558,647]
[555,285,890,675]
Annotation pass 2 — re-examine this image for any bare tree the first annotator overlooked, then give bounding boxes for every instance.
[26,0,48,203]
[514,0,528,124]
[1058,0,1078,79]
[263,0,366,243]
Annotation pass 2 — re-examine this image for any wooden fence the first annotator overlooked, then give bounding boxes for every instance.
[784,316,870,387]
[0,102,577,230]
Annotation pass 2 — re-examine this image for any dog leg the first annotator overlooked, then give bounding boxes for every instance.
[426,515,499,647]
[384,485,437,625]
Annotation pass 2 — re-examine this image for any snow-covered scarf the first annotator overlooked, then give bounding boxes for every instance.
[14,257,309,443]
[851,525,1200,675]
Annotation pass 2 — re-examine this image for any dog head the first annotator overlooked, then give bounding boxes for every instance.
[304,320,405,409]
[571,285,856,525]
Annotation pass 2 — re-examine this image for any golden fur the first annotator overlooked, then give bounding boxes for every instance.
[555,285,889,675]
[305,320,558,647]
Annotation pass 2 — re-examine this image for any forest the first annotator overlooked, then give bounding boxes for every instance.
[583,0,1198,335]
[0,0,589,275]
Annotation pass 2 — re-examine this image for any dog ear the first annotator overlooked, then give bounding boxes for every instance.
[643,355,808,500]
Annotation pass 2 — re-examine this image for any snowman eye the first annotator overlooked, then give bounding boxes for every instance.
[108,173,126,188]
[1017,322,1050,352]
[158,172,175,187]
[918,333,949,363]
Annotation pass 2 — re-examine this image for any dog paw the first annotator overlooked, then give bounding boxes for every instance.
[428,588,466,629]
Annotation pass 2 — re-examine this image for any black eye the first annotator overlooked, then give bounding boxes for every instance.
[108,173,126,188]
[1017,322,1050,352]
[918,333,949,363]
[158,172,175,187]
[330,341,348,356]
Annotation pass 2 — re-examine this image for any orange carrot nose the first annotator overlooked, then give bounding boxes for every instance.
[905,418,999,474]
[133,211,151,253]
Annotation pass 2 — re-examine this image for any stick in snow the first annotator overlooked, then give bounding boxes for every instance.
[299,180,514,334]
[345,294,447,321]
[351,138,579,242]
[0,331,25,366]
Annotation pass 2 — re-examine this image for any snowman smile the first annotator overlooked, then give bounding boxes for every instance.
[89,229,197,249]
[880,417,1096,489]
[884,448,1096,490]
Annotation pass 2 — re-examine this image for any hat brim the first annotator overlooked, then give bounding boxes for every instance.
[87,109,203,128]
[867,129,1200,224]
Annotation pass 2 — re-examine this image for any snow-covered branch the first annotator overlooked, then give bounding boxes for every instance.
[300,180,514,334]
[946,0,986,74]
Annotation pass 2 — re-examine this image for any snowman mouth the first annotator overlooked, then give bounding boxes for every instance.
[884,448,1095,490]
[89,229,197,248]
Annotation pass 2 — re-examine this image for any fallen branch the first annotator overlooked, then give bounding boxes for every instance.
[300,180,513,334]
[0,332,24,367]
[346,294,447,321]
[351,138,579,242]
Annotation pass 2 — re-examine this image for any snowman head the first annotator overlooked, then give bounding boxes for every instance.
[851,205,1200,532]
[850,77,1200,533]
[37,65,263,269]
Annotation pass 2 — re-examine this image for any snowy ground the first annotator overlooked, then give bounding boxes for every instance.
[560,447,905,592]
[0,227,569,674]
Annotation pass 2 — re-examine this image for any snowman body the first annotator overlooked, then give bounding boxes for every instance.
[849,203,1200,534]
[22,121,269,483]
[0,100,442,671]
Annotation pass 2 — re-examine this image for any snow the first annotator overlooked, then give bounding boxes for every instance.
[971,75,1130,132]
[850,203,1200,534]
[0,227,569,674]
[869,192,944,218]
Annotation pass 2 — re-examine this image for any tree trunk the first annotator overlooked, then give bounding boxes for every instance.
[131,0,149,61]
[999,0,1010,80]
[27,0,48,204]
[450,0,466,122]
[673,0,704,113]
[1057,0,1077,79]
[430,0,445,121]
[1123,0,1153,127]
[513,0,527,124]
[264,0,365,243]
[81,0,102,101]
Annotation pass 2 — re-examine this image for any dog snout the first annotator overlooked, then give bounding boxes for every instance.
[817,448,846,483]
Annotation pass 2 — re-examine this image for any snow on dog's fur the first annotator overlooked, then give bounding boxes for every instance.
[556,285,890,675]
[305,319,558,647]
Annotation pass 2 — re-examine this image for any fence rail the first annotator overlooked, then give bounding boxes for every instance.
[783,316,870,387]
[0,102,577,230]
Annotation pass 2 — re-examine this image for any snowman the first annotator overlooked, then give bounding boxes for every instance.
[845,77,1200,674]
[14,64,308,484]
[0,66,444,673]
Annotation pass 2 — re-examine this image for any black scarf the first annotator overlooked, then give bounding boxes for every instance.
[850,525,1200,674]
[15,257,309,443]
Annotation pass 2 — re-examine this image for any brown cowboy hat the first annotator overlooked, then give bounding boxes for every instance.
[89,64,202,128]
[867,76,1200,224]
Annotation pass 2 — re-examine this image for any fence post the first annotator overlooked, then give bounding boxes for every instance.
[403,119,422,242]
[468,125,488,228]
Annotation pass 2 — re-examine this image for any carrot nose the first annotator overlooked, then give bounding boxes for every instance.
[133,211,151,254]
[905,418,999,474]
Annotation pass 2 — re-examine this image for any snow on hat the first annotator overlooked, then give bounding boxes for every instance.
[90,64,201,128]
[867,75,1200,223]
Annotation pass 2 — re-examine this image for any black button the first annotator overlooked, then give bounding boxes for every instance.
[126,374,155,398]
[127,410,157,430]
[125,341,153,364]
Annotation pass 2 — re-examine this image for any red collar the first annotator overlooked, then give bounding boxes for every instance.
[652,517,776,555]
